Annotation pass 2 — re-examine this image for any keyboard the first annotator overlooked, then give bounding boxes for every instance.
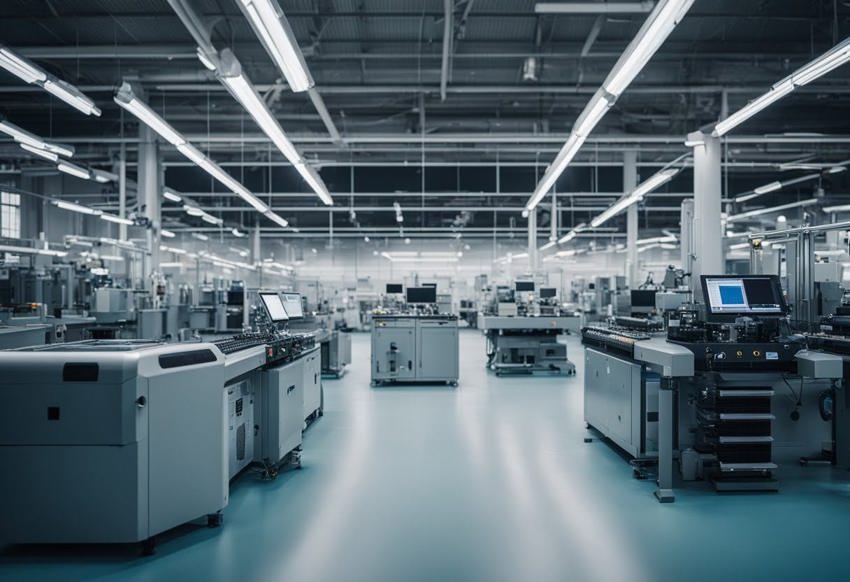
[213,332,272,355]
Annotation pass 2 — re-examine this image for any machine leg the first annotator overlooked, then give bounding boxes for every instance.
[207,512,223,527]
[141,536,157,556]
[655,380,675,503]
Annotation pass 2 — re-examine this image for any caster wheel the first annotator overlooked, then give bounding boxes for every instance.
[583,437,593,443]
[632,469,647,480]
[141,538,156,556]
[207,513,223,528]
[318,408,324,417]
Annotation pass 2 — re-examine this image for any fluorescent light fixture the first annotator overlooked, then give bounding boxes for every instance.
[0,45,100,116]
[201,213,223,225]
[713,37,850,137]
[218,56,303,166]
[236,0,315,92]
[558,222,587,244]
[729,242,751,250]
[160,229,176,238]
[160,245,187,255]
[526,1,693,210]
[99,255,125,262]
[160,262,185,268]
[827,166,848,174]
[590,167,678,227]
[115,82,290,226]
[0,47,47,83]
[192,233,210,241]
[754,181,783,195]
[684,131,705,147]
[184,205,205,217]
[539,240,557,251]
[263,211,290,228]
[57,162,91,180]
[43,78,101,116]
[163,188,183,203]
[734,173,821,203]
[53,199,102,216]
[823,204,850,213]
[19,142,58,162]
[0,119,74,157]
[535,2,654,14]
[232,228,246,237]
[726,198,819,223]
[0,244,67,258]
[100,214,133,226]
[92,169,118,184]
[637,234,677,245]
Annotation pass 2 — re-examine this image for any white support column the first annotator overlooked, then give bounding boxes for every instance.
[689,131,723,300]
[138,124,161,283]
[118,144,128,241]
[528,209,538,273]
[623,150,638,287]
[251,223,261,265]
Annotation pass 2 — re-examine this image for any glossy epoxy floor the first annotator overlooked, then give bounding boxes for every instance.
[3,330,850,582]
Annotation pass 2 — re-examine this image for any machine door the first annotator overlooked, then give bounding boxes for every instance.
[605,355,634,444]
[372,325,417,379]
[417,321,458,380]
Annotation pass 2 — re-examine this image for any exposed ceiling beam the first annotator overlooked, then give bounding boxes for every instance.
[440,0,454,102]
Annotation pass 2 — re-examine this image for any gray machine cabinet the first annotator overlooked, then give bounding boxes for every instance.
[372,318,418,381]
[302,346,322,420]
[417,319,459,381]
[227,379,255,480]
[584,347,658,459]
[0,341,228,544]
[255,358,304,467]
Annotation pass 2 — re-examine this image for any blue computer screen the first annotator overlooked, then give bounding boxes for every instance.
[718,285,745,305]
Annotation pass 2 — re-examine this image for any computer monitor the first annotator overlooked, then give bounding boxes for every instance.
[259,292,289,322]
[386,283,403,294]
[406,286,437,304]
[422,283,437,288]
[539,287,557,299]
[281,293,304,319]
[516,281,535,292]
[631,290,657,308]
[701,275,787,321]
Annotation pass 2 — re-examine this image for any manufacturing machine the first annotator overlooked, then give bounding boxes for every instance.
[371,287,459,386]
[583,274,843,502]
[480,314,579,376]
[0,340,230,553]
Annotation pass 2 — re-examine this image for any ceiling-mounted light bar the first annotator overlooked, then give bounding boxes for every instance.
[525,0,693,210]
[590,166,680,228]
[0,118,74,157]
[216,50,333,206]
[19,142,58,162]
[160,229,176,238]
[637,234,677,245]
[712,37,850,137]
[0,243,68,258]
[235,0,314,92]
[163,188,183,203]
[57,161,92,181]
[726,198,819,223]
[535,2,654,14]
[100,214,133,226]
[0,45,101,116]
[52,199,101,216]
[557,222,588,245]
[734,172,821,203]
[114,82,291,228]
[192,233,210,242]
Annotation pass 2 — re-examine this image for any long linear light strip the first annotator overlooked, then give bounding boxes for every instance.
[0,119,74,157]
[589,167,679,228]
[557,222,588,245]
[525,0,693,210]
[726,198,819,223]
[114,83,290,228]
[713,37,850,137]
[535,2,655,14]
[0,244,68,258]
[235,0,314,93]
[734,172,822,203]
[0,45,100,116]
[19,142,58,162]
[215,50,333,206]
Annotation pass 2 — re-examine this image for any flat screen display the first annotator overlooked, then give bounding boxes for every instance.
[281,293,304,319]
[422,283,437,288]
[539,287,557,298]
[701,275,786,319]
[406,286,437,304]
[515,281,535,292]
[631,290,657,308]
[386,283,403,294]
[259,293,289,322]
